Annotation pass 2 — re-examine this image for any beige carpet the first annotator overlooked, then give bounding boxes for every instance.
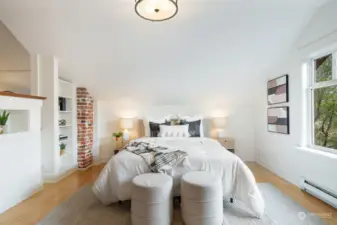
[37,183,326,225]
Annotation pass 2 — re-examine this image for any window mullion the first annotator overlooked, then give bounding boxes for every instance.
[311,59,315,87]
[311,80,337,89]
[333,52,337,80]
[308,60,315,147]
[310,87,315,146]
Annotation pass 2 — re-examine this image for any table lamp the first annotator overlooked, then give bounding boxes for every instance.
[120,118,133,141]
[213,117,227,138]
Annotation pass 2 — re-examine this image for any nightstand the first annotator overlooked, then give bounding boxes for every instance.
[114,141,128,155]
[216,137,235,154]
[114,149,121,155]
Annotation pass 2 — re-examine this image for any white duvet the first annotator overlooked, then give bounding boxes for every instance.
[93,137,265,218]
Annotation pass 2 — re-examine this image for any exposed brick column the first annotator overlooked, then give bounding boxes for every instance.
[77,87,94,168]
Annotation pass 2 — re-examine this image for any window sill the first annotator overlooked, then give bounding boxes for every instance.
[296,146,337,159]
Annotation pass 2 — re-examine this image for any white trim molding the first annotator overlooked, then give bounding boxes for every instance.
[43,168,77,183]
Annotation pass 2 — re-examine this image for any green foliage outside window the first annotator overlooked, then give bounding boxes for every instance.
[314,55,337,150]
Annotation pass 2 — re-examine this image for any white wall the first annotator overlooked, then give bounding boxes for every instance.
[0,95,43,213]
[97,99,256,163]
[255,0,337,192]
[39,56,60,176]
[0,71,30,94]
[0,21,30,93]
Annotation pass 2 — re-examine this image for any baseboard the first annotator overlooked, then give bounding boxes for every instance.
[94,158,109,165]
[256,158,300,188]
[93,161,103,165]
[78,163,94,170]
[79,160,108,169]
[0,184,44,214]
[43,162,106,183]
[29,185,44,198]
[256,158,271,172]
[43,168,77,183]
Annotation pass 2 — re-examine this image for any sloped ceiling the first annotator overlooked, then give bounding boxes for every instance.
[0,21,30,93]
[0,21,30,70]
[0,0,330,103]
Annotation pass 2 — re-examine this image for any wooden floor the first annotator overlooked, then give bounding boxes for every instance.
[0,163,336,225]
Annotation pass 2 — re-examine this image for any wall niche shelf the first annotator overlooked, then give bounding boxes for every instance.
[0,109,29,134]
[59,111,72,113]
[59,96,72,99]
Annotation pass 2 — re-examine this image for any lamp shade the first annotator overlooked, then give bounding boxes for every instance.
[213,117,227,128]
[120,118,133,130]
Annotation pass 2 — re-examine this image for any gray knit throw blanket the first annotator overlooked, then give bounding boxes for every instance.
[124,141,187,173]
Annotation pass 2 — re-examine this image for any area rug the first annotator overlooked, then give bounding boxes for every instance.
[37,183,326,225]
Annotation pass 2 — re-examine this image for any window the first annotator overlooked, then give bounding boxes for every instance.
[309,53,337,152]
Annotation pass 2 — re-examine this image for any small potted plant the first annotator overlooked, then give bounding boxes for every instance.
[113,131,123,149]
[0,110,10,135]
[60,143,67,156]
[113,131,123,141]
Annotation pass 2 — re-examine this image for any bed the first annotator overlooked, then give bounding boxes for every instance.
[93,137,265,218]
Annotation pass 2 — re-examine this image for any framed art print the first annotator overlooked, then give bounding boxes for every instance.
[267,107,290,134]
[267,75,289,105]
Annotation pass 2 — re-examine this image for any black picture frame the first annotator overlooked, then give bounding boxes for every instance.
[267,106,290,134]
[267,74,289,105]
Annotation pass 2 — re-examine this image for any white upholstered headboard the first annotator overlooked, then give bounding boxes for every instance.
[139,105,212,137]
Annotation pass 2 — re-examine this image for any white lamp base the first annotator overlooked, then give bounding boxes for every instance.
[123,129,129,141]
[217,130,225,138]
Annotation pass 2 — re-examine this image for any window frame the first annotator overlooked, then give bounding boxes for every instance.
[308,51,337,154]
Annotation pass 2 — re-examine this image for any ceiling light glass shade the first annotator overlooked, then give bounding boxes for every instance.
[135,0,178,22]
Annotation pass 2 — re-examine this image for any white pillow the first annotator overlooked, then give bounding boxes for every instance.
[179,115,204,137]
[159,125,190,138]
[143,116,172,137]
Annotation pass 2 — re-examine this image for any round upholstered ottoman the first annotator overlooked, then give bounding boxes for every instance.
[181,171,223,225]
[131,173,173,225]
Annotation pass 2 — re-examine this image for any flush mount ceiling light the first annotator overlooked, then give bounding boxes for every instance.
[135,0,178,22]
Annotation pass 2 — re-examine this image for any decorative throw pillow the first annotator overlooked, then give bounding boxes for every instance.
[180,119,202,137]
[149,121,170,137]
[170,118,181,125]
[159,125,190,137]
[143,116,173,136]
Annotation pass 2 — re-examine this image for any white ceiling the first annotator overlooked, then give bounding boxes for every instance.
[0,0,330,102]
